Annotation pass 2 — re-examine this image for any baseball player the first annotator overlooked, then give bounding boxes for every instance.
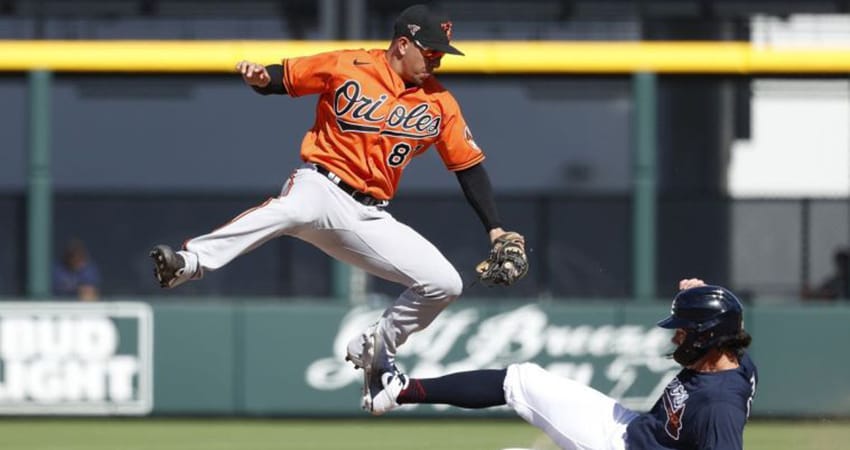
[149,5,523,406]
[366,278,759,450]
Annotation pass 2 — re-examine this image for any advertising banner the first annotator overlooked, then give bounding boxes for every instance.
[0,302,153,415]
[147,302,850,417]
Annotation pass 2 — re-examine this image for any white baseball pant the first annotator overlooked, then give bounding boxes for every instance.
[180,164,463,358]
[504,363,639,450]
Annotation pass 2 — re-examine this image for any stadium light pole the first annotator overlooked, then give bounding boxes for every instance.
[632,71,657,303]
[27,69,52,299]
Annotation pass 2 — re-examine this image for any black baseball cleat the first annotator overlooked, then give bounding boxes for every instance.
[149,244,192,288]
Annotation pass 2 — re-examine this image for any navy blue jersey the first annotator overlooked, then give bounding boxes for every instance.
[625,353,758,450]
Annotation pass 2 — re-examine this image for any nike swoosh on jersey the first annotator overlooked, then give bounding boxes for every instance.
[353,59,370,65]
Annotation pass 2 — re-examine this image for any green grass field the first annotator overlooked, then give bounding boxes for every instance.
[1,418,847,450]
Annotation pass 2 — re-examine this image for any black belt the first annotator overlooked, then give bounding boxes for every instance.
[314,165,388,207]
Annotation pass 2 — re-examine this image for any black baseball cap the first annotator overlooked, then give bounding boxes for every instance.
[393,4,464,56]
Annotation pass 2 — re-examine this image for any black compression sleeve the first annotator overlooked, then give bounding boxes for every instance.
[456,163,502,232]
[250,64,287,95]
[398,369,508,408]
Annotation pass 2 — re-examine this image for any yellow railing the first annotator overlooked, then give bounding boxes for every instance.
[3,40,850,73]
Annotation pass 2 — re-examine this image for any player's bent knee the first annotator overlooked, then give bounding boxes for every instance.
[439,268,464,299]
[411,264,463,300]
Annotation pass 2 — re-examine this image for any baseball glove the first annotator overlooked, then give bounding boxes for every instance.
[475,231,529,287]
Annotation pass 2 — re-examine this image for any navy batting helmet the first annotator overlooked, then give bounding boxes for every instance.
[658,285,747,365]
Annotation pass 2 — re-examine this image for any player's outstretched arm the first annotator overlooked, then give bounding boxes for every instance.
[455,163,501,233]
[455,164,528,286]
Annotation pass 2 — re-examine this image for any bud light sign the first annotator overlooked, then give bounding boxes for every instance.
[0,302,153,415]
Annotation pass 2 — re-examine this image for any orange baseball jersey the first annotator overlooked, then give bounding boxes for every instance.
[282,48,484,200]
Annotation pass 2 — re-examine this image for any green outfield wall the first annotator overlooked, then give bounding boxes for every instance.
[0,300,847,418]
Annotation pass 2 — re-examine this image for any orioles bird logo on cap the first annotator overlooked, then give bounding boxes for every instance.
[441,21,453,40]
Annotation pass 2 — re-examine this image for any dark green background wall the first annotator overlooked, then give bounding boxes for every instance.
[147,301,850,418]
